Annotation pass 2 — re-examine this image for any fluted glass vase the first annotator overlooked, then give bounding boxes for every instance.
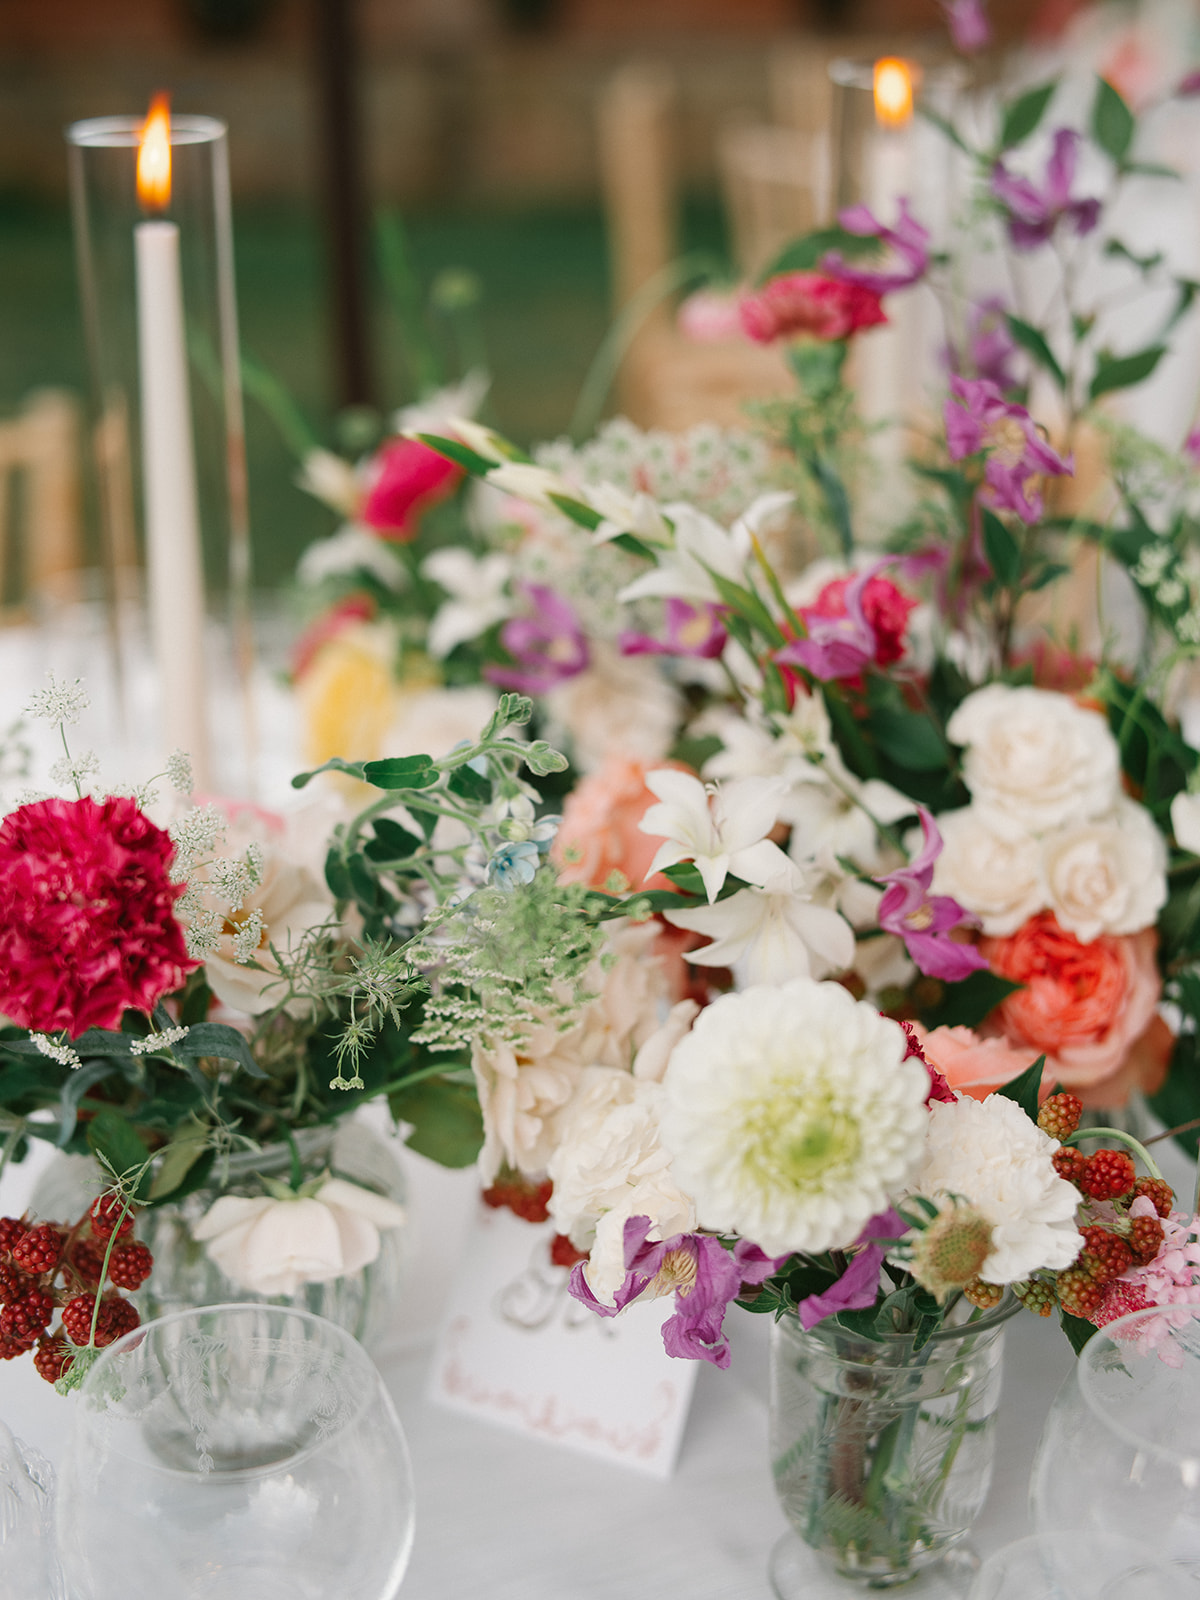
[769,1298,1014,1596]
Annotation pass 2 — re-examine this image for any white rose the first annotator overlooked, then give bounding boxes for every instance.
[932,805,1046,937]
[192,1178,407,1298]
[546,1067,695,1304]
[947,684,1120,830]
[914,1096,1082,1284]
[1042,798,1167,943]
[1171,791,1200,855]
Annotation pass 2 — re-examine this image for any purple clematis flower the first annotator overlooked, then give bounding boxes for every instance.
[946,297,1022,392]
[991,129,1101,252]
[823,199,931,295]
[774,564,880,682]
[942,0,990,54]
[1184,428,1200,468]
[484,581,589,696]
[877,808,989,982]
[794,1210,906,1329]
[944,374,1072,522]
[619,598,728,660]
[569,1216,785,1368]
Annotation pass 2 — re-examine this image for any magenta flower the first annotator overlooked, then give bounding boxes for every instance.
[1184,428,1200,467]
[876,808,989,982]
[484,582,588,696]
[944,375,1072,522]
[794,1210,905,1329]
[569,1217,784,1368]
[991,129,1101,252]
[361,438,462,541]
[947,297,1022,392]
[822,199,930,295]
[1177,69,1200,98]
[942,0,990,54]
[774,563,883,682]
[619,598,727,660]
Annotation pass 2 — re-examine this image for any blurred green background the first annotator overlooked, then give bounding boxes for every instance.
[0,192,728,591]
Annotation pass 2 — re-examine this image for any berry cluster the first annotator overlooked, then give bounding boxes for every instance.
[482,1171,554,1225]
[0,1196,152,1386]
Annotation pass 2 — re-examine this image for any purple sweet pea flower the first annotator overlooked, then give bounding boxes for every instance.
[484,581,589,695]
[774,564,879,682]
[822,199,930,294]
[991,129,1101,252]
[944,374,1072,522]
[619,598,728,660]
[942,0,990,54]
[794,1209,905,1329]
[569,1217,786,1368]
[876,808,989,982]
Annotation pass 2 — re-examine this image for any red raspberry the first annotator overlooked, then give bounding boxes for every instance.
[1038,1094,1083,1141]
[89,1195,134,1240]
[60,1294,100,1346]
[1013,1278,1057,1317]
[0,1288,54,1343]
[549,1234,589,1270]
[1079,1150,1137,1201]
[1052,1147,1089,1187]
[0,1262,30,1306]
[1129,1215,1165,1266]
[1056,1266,1104,1318]
[1080,1227,1134,1285]
[481,1176,553,1225]
[963,1278,1004,1311]
[0,1330,34,1360]
[0,1217,26,1256]
[68,1239,106,1288]
[92,1296,139,1347]
[33,1334,74,1385]
[1130,1178,1174,1219]
[107,1242,153,1291]
[11,1224,64,1275]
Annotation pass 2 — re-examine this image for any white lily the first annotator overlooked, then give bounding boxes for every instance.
[296,523,408,591]
[617,501,749,607]
[392,371,490,435]
[422,548,513,658]
[486,461,575,511]
[437,417,507,463]
[638,768,791,902]
[584,483,673,548]
[732,489,795,545]
[663,860,855,984]
[297,449,363,518]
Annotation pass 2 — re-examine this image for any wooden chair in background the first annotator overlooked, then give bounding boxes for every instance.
[716,122,828,278]
[0,390,85,620]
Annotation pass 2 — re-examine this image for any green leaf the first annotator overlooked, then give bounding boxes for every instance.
[1148,1031,1200,1159]
[447,764,491,804]
[361,754,438,790]
[324,847,353,900]
[346,851,380,909]
[364,816,423,863]
[1123,160,1181,180]
[174,1023,268,1078]
[390,1078,484,1167]
[292,756,367,790]
[1089,344,1166,401]
[980,510,1021,587]
[867,680,946,772]
[86,1112,152,1199]
[1061,1308,1098,1355]
[917,970,1024,1030]
[1000,80,1057,149]
[759,225,882,282]
[1005,315,1066,389]
[546,492,604,532]
[413,432,495,476]
[706,570,785,647]
[918,106,972,155]
[1091,75,1135,164]
[994,1054,1047,1121]
[149,1120,214,1204]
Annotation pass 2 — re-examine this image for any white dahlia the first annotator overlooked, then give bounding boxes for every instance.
[913,1095,1082,1284]
[660,980,930,1257]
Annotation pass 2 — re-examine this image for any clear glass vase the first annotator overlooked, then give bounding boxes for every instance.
[30,1118,410,1352]
[769,1298,1014,1596]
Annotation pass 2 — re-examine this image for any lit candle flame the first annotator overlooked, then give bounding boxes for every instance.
[137,93,172,212]
[873,58,914,129]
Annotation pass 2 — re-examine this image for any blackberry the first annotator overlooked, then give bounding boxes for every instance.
[1129,1215,1165,1266]
[1079,1227,1134,1285]
[1129,1178,1174,1219]
[11,1224,64,1275]
[89,1195,134,1241]
[1013,1278,1057,1317]
[0,1217,26,1256]
[1056,1266,1104,1319]
[1052,1147,1088,1187]
[0,1288,54,1343]
[1037,1094,1083,1141]
[32,1334,74,1385]
[962,1278,1004,1311]
[0,1262,30,1306]
[1078,1150,1137,1201]
[107,1242,153,1291]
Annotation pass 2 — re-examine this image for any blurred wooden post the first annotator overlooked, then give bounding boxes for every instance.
[0,389,84,617]
[717,124,827,277]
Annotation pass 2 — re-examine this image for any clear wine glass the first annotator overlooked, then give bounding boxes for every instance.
[1026,1297,1200,1595]
[55,1303,416,1600]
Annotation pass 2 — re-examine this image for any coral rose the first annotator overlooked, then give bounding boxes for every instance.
[0,795,197,1037]
[739,272,887,344]
[553,757,685,894]
[910,1023,1046,1103]
[980,912,1161,1101]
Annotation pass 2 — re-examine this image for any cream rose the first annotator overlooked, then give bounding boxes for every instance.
[932,805,1046,936]
[947,684,1120,830]
[1042,798,1167,943]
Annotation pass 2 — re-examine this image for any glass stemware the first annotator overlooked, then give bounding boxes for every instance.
[55,1303,415,1600]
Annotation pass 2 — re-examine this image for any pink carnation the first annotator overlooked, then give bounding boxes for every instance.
[0,796,197,1037]
[361,438,461,541]
[739,272,887,344]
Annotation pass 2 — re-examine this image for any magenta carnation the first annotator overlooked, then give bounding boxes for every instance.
[361,438,462,541]
[0,796,197,1037]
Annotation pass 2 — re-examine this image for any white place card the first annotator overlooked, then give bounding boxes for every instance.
[427,1203,698,1479]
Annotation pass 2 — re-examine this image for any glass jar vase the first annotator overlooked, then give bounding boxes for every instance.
[30,1117,410,1352]
[768,1298,1014,1596]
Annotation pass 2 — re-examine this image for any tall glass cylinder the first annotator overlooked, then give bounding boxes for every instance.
[66,111,254,793]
